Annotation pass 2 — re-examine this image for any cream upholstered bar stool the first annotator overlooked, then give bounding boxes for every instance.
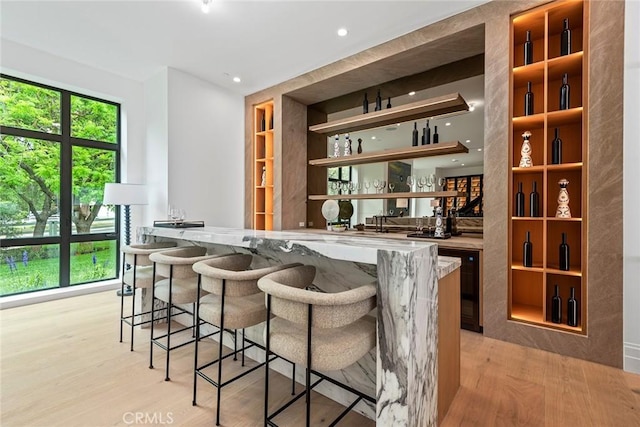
[191,254,301,426]
[120,242,177,351]
[258,265,377,427]
[149,246,219,381]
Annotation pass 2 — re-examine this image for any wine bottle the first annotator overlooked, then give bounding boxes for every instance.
[567,287,578,327]
[387,97,392,109]
[525,81,534,116]
[530,181,540,217]
[559,232,570,271]
[269,114,274,130]
[551,128,563,164]
[433,125,439,144]
[515,182,525,217]
[363,93,369,114]
[423,120,431,145]
[523,231,533,268]
[559,73,570,110]
[561,18,571,56]
[375,90,382,111]
[412,123,419,147]
[551,284,562,323]
[260,113,266,132]
[524,30,533,65]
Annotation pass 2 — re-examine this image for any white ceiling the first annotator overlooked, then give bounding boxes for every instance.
[0,0,489,95]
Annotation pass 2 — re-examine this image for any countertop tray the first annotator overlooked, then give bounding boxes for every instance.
[153,220,205,229]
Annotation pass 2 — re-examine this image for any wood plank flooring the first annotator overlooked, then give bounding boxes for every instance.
[1,291,639,426]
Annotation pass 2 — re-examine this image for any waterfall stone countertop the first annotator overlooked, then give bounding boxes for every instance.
[140,226,461,278]
[139,225,461,426]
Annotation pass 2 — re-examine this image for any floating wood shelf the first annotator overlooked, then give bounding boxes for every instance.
[308,93,469,135]
[308,191,464,201]
[308,141,468,167]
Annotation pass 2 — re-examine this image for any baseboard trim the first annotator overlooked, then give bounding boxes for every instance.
[0,280,121,310]
[624,342,640,374]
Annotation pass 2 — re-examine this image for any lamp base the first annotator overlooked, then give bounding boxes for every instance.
[117,285,134,297]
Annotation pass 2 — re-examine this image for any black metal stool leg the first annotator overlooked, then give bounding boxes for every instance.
[119,255,126,343]
[149,262,157,369]
[165,265,173,382]
[264,295,271,427]
[305,304,313,427]
[193,274,202,406]
[241,328,245,367]
[292,363,296,395]
[216,279,226,426]
[130,259,137,352]
[233,329,238,361]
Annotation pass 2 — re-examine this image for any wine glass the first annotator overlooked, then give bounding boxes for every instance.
[426,175,434,190]
[356,182,362,194]
[438,177,447,191]
[419,176,427,192]
[364,180,371,194]
[389,182,395,193]
[380,180,387,193]
[406,176,414,192]
[373,179,380,193]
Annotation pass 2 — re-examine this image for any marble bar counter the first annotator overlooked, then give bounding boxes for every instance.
[139,226,461,426]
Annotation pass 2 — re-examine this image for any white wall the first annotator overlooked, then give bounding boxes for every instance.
[0,39,148,239]
[623,0,640,374]
[166,68,245,228]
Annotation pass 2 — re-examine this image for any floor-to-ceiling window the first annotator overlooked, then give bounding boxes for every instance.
[0,75,120,295]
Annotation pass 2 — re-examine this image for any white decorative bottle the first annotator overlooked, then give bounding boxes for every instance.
[556,178,571,218]
[519,131,533,167]
[343,133,352,156]
[434,206,445,238]
[261,166,266,187]
[333,134,341,158]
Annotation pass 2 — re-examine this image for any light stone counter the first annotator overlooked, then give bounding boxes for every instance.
[140,226,461,426]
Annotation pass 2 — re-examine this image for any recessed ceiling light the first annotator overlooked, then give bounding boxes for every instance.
[461,163,465,166]
[396,123,400,126]
[201,0,211,14]
[452,159,458,162]
[371,136,376,140]
[337,28,348,37]
[469,103,476,112]
[409,91,416,96]
[465,139,471,143]
[445,122,451,126]
[477,148,483,152]
[232,76,241,83]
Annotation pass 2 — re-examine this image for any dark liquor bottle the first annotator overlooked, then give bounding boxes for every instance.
[525,81,534,116]
[559,232,570,271]
[412,123,419,147]
[269,114,273,130]
[515,182,525,217]
[523,231,533,268]
[567,287,578,327]
[422,120,431,145]
[363,93,369,114]
[524,30,533,65]
[559,73,570,110]
[551,284,562,323]
[551,128,563,164]
[375,90,382,111]
[387,97,392,109]
[561,18,571,56]
[357,138,363,154]
[530,181,540,217]
[260,113,266,132]
[433,125,439,144]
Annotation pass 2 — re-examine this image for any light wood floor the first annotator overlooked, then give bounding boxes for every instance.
[1,291,639,427]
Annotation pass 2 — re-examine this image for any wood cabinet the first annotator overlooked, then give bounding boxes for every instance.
[254,101,274,230]
[509,0,587,334]
[442,174,483,216]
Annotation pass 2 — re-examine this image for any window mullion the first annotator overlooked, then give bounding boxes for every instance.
[59,91,72,287]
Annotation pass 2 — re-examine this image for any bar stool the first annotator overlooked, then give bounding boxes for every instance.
[258,265,377,427]
[120,242,177,351]
[191,254,301,426]
[149,246,218,381]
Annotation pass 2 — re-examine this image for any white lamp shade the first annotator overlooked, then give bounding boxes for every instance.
[103,183,148,206]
